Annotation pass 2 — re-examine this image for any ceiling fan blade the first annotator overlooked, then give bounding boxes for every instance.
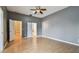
[40,11,43,14]
[34,11,37,14]
[30,6,46,14]
[40,9,46,11]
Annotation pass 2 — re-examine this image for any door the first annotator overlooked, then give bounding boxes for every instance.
[9,20,15,41]
[0,7,4,52]
[10,20,22,42]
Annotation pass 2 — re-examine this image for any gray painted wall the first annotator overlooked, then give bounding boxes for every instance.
[8,11,42,37]
[42,6,79,44]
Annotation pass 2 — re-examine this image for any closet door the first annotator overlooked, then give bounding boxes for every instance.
[0,7,4,52]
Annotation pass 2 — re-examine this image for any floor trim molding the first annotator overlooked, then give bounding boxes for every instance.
[41,35,79,46]
[24,36,32,39]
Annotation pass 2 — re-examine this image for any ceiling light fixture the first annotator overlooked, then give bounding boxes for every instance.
[30,6,47,14]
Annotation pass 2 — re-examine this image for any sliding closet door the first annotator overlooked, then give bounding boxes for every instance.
[0,7,4,52]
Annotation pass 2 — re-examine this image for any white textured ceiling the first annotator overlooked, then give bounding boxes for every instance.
[7,6,68,18]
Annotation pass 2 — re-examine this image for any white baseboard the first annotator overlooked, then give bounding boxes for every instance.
[24,36,32,38]
[41,35,79,46]
[37,35,42,37]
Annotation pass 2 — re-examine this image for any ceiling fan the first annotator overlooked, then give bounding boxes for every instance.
[30,6,47,14]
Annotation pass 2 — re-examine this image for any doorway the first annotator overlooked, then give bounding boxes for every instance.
[27,22,37,38]
[9,20,22,42]
[32,23,37,37]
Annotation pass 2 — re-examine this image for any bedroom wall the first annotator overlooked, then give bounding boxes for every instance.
[42,6,79,44]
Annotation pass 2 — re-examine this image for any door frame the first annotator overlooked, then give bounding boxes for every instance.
[14,20,22,39]
[27,22,37,38]
[9,20,22,42]
[0,7,4,52]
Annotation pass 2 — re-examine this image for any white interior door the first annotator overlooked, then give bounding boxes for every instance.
[9,20,14,41]
[0,7,4,52]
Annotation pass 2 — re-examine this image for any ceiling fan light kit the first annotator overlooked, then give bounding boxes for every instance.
[30,6,47,14]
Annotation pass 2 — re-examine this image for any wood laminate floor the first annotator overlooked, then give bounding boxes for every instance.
[4,37,79,53]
